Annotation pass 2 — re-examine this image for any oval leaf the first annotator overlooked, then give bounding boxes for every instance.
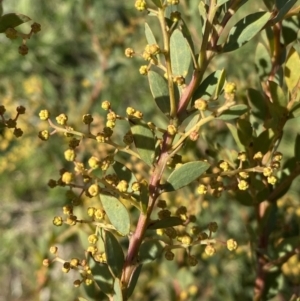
[273,0,297,23]
[113,278,123,301]
[180,19,195,54]
[235,190,253,206]
[255,42,272,80]
[226,122,246,151]
[284,47,300,93]
[104,231,125,278]
[268,81,287,108]
[0,13,31,33]
[184,113,200,133]
[145,23,158,45]
[130,119,155,166]
[247,88,267,120]
[222,12,271,52]
[217,104,248,120]
[100,194,130,236]
[253,128,275,154]
[170,29,191,76]
[139,239,164,263]
[237,119,253,147]
[217,0,231,6]
[290,102,300,119]
[164,161,210,192]
[127,264,143,298]
[112,161,137,191]
[148,70,170,116]
[192,69,226,102]
[88,253,114,294]
[138,180,149,214]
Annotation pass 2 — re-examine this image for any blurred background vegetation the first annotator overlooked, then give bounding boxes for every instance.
[0,0,300,300]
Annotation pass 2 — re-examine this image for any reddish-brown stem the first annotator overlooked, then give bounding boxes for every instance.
[121,132,173,294]
[263,246,300,272]
[177,66,208,118]
[254,201,269,300]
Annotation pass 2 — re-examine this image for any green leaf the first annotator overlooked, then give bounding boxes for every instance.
[268,81,287,108]
[163,161,210,192]
[275,236,300,254]
[139,239,164,263]
[145,23,158,45]
[282,16,300,45]
[255,42,272,80]
[198,1,207,18]
[256,187,270,203]
[127,265,142,298]
[267,81,288,122]
[0,13,31,33]
[253,128,275,154]
[217,104,248,120]
[112,161,137,191]
[236,119,253,147]
[104,231,125,278]
[273,0,297,23]
[294,134,300,161]
[247,88,267,120]
[217,0,231,6]
[148,70,170,116]
[147,216,184,230]
[113,278,123,301]
[214,69,226,99]
[170,29,191,76]
[180,19,195,54]
[289,102,300,118]
[262,271,284,300]
[82,282,104,301]
[284,47,300,93]
[192,69,226,102]
[184,113,200,133]
[130,119,155,166]
[226,122,245,151]
[139,181,149,214]
[263,0,274,10]
[88,253,114,295]
[222,12,271,52]
[150,0,163,8]
[100,194,130,236]
[235,190,253,206]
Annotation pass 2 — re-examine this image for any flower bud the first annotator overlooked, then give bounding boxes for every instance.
[135,0,147,11]
[61,172,74,184]
[125,48,135,58]
[205,245,216,256]
[31,22,41,33]
[39,110,50,120]
[18,44,29,56]
[194,99,208,111]
[101,100,111,110]
[88,184,101,197]
[56,114,68,125]
[64,149,76,161]
[165,250,175,261]
[227,239,238,251]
